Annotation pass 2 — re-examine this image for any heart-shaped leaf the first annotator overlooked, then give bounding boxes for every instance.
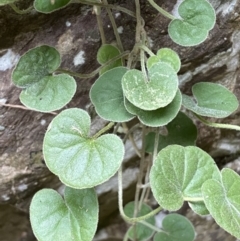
[124,202,155,241]
[43,108,124,188]
[150,145,221,211]
[154,213,195,241]
[12,45,76,112]
[168,0,216,46]
[97,44,122,75]
[145,112,197,153]
[34,0,71,13]
[202,168,240,239]
[122,62,178,111]
[30,187,98,241]
[124,89,182,127]
[0,0,17,5]
[147,48,181,73]
[90,67,134,122]
[182,82,239,118]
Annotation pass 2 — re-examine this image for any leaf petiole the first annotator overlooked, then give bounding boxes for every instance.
[194,114,240,131]
[147,0,176,20]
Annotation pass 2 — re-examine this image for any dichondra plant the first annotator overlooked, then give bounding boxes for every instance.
[3,0,240,240]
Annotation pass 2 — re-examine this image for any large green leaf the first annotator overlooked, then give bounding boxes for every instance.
[168,0,216,46]
[154,213,195,241]
[34,0,71,13]
[12,45,76,112]
[122,62,178,111]
[97,44,122,75]
[124,202,155,241]
[147,48,181,73]
[149,145,220,211]
[90,67,134,122]
[124,89,182,127]
[43,108,124,188]
[182,82,239,118]
[30,187,98,241]
[145,112,197,153]
[202,168,240,239]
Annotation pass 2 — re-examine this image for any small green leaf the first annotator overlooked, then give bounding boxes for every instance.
[124,202,155,241]
[154,213,195,241]
[19,74,76,112]
[202,168,240,239]
[150,145,220,211]
[124,89,182,127]
[145,112,197,153]
[43,108,124,188]
[168,0,216,46]
[122,62,178,111]
[30,187,98,241]
[97,44,122,75]
[182,82,239,118]
[34,0,71,13]
[0,0,17,6]
[147,48,181,72]
[90,67,134,122]
[12,45,76,112]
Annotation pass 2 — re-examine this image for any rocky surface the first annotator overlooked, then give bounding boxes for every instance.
[0,0,240,240]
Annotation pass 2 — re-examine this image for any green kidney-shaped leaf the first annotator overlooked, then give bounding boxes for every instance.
[145,111,197,153]
[20,74,76,112]
[124,202,155,241]
[0,0,16,5]
[97,44,122,75]
[150,145,220,211]
[202,168,240,239]
[34,0,71,13]
[12,45,76,112]
[12,45,61,88]
[168,0,216,46]
[182,82,239,118]
[147,48,181,73]
[30,187,98,241]
[122,62,178,111]
[154,213,195,241]
[90,67,134,122]
[124,89,182,127]
[43,108,124,189]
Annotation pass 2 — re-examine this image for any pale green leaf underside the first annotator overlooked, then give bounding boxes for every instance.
[147,48,181,72]
[124,202,155,241]
[145,111,197,153]
[90,67,134,122]
[182,82,239,118]
[202,168,240,239]
[124,89,182,127]
[150,145,220,211]
[30,187,98,241]
[154,213,195,241]
[122,62,178,111]
[34,0,71,13]
[168,0,216,46]
[43,108,124,188]
[20,74,76,112]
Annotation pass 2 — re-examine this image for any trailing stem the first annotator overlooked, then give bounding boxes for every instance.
[118,165,162,224]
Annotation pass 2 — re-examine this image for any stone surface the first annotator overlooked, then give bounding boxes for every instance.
[0,0,240,240]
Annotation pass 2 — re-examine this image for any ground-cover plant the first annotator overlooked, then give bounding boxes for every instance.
[3,0,240,240]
